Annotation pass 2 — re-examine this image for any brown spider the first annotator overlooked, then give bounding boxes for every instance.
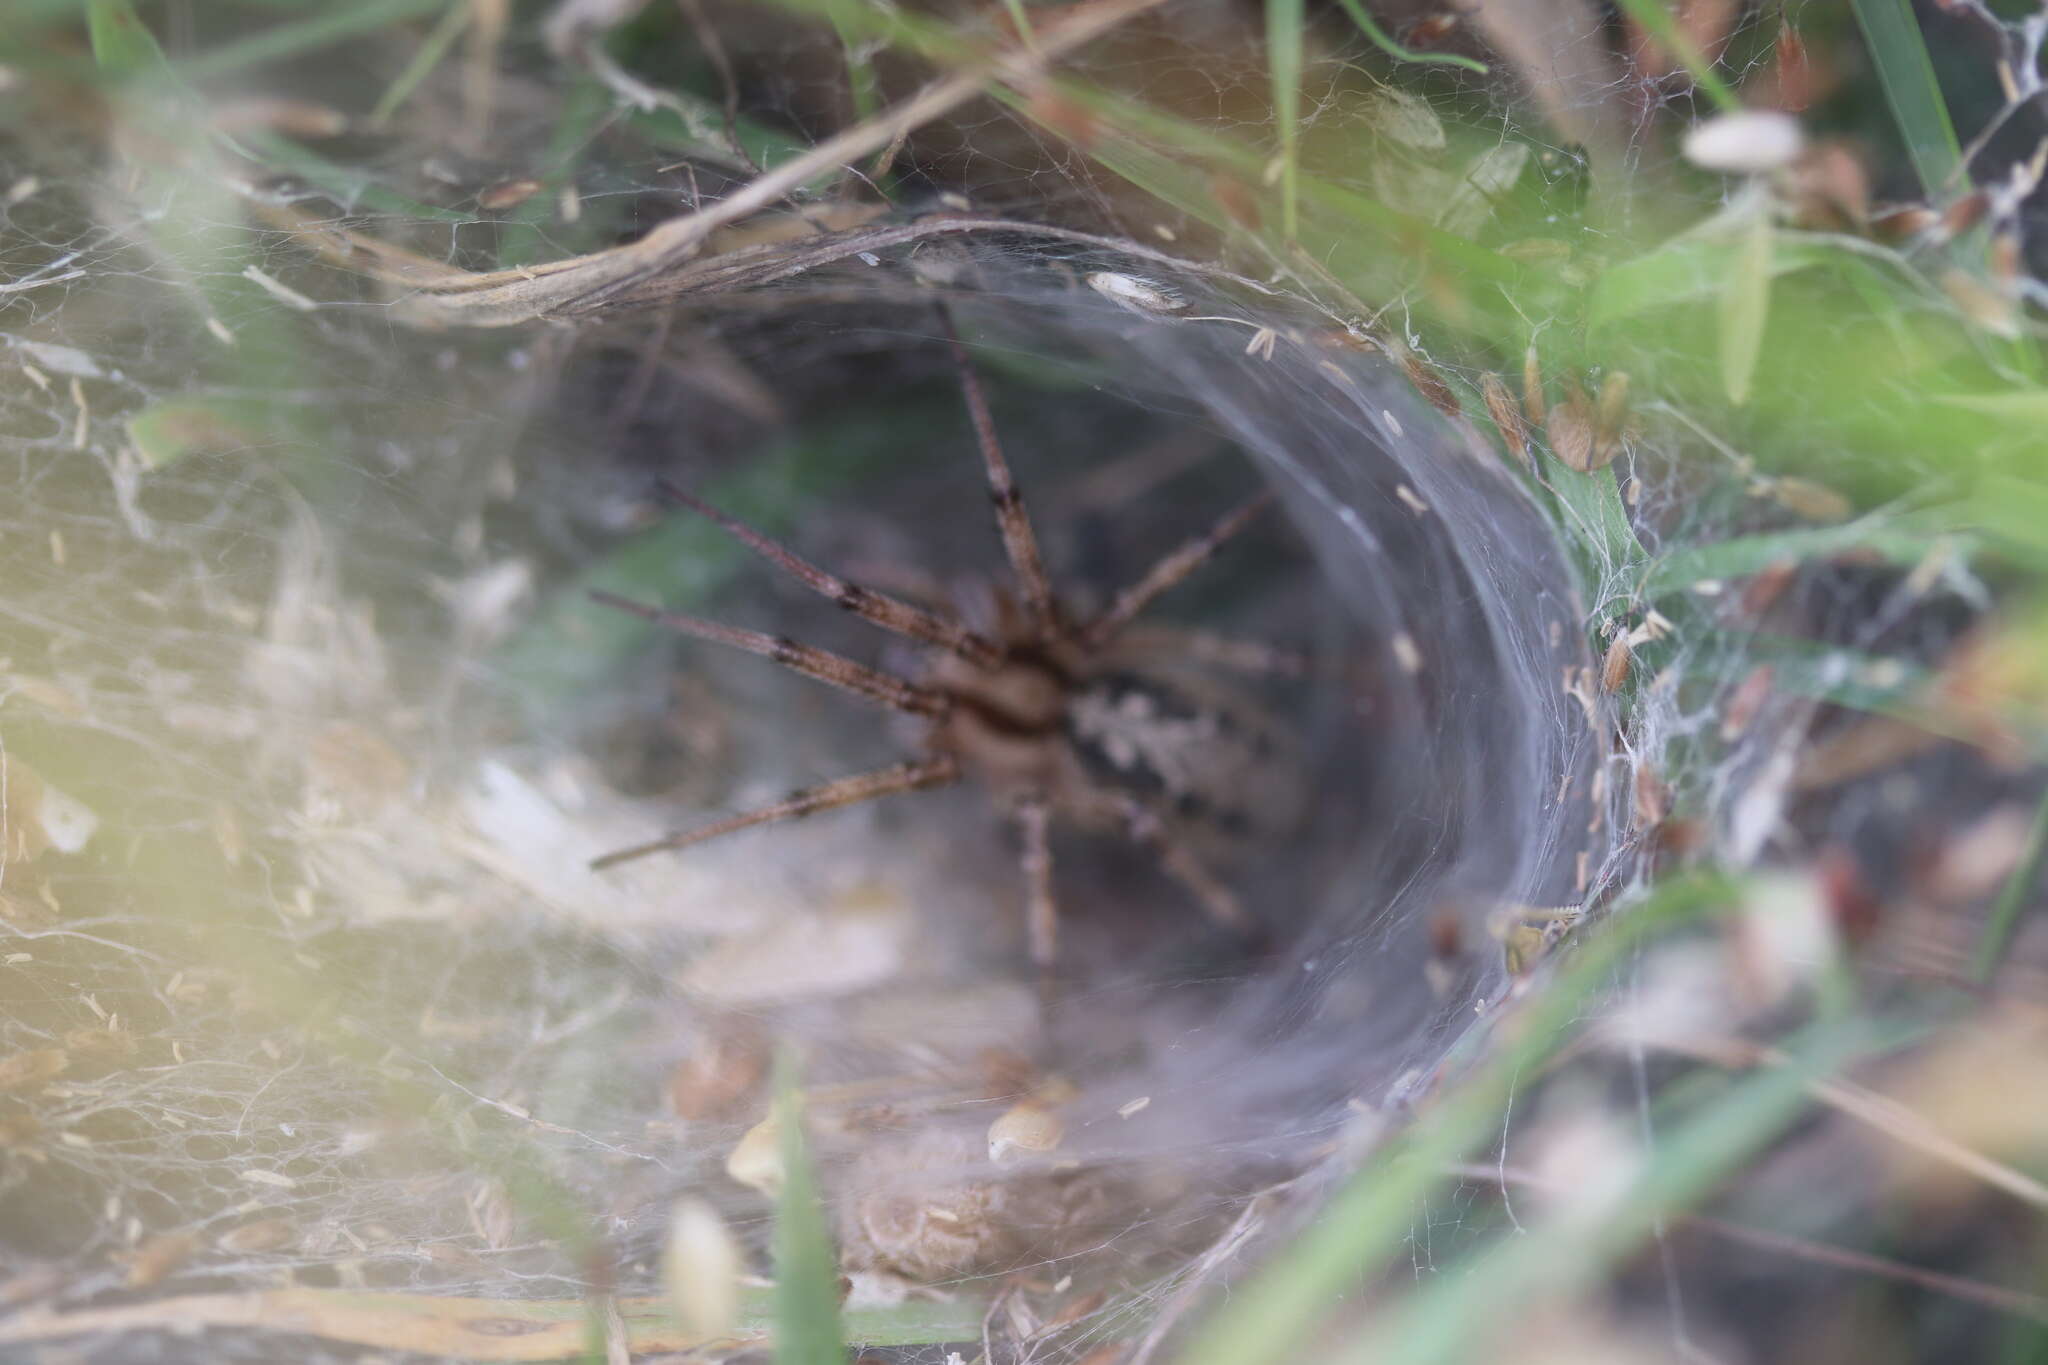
[590,314,1295,972]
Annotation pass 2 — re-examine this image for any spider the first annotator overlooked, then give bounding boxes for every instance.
[590,312,1297,974]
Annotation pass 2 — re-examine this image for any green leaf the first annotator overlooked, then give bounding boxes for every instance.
[1589,233,1837,328]
[1719,209,1772,406]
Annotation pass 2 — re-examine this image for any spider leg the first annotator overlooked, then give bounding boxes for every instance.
[1113,795,1250,934]
[590,589,947,716]
[1080,491,1274,649]
[1109,624,1310,680]
[591,755,960,870]
[938,308,1060,639]
[653,481,1003,668]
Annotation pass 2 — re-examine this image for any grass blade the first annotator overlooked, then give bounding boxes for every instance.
[772,1054,843,1365]
[1328,0,1487,74]
[1850,0,1963,192]
[1351,1024,1865,1365]
[1610,0,1738,111]
[86,0,167,77]
[1179,872,1736,1365]
[1972,785,2048,984]
[1720,205,1772,405]
[175,0,447,80]
[1265,0,1303,241]
[367,0,471,129]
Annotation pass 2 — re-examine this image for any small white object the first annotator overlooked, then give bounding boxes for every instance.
[1086,272,1185,317]
[665,1197,742,1340]
[1682,110,1804,174]
[36,781,98,853]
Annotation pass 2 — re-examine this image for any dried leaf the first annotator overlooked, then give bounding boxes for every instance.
[668,1021,767,1121]
[1869,203,1938,243]
[1940,268,2020,339]
[1720,665,1775,741]
[1600,635,1632,693]
[1208,172,1262,231]
[1789,141,1870,229]
[305,722,411,808]
[4,676,85,716]
[0,890,59,932]
[1770,22,1817,112]
[725,1112,784,1196]
[124,1233,198,1289]
[1940,191,1988,239]
[1480,373,1529,468]
[217,1219,297,1254]
[987,1099,1065,1164]
[476,178,543,211]
[471,1182,517,1251]
[1026,88,1101,150]
[63,1026,138,1061]
[1399,350,1460,417]
[1545,389,1599,472]
[0,1286,771,1358]
[210,97,349,138]
[1591,370,1629,466]
[1769,476,1852,523]
[1406,13,1460,46]
[1633,762,1669,828]
[0,1049,68,1093]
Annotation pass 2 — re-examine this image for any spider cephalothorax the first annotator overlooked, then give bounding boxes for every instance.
[591,312,1298,971]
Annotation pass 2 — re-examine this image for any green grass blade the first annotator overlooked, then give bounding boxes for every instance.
[175,0,447,79]
[772,1054,844,1365]
[1353,1024,1865,1365]
[1179,872,1736,1365]
[1721,208,1772,405]
[1328,0,1488,74]
[1609,0,1738,112]
[1973,785,2048,984]
[367,0,471,129]
[86,0,168,77]
[1265,0,1303,241]
[830,8,881,123]
[1850,0,1963,192]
